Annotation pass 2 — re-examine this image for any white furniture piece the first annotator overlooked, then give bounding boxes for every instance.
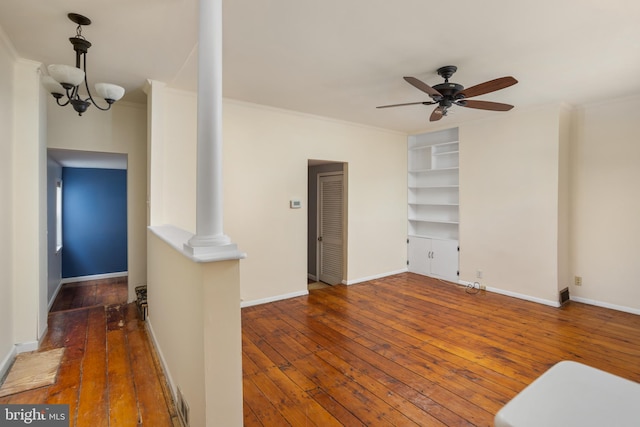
[407,128,459,282]
[494,360,640,427]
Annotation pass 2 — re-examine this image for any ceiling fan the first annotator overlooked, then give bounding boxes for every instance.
[377,66,518,121]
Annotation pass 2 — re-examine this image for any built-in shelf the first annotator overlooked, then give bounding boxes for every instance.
[407,128,460,281]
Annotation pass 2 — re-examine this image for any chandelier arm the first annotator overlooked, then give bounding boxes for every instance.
[82,54,112,111]
[54,96,71,107]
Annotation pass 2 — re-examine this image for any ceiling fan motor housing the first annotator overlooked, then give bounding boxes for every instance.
[432,83,464,100]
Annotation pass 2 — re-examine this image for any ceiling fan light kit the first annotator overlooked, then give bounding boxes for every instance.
[378,65,518,121]
[43,13,125,116]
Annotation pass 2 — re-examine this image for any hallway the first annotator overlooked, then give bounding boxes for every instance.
[0,279,179,427]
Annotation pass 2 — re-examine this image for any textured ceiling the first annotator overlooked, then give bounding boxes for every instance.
[1,0,639,133]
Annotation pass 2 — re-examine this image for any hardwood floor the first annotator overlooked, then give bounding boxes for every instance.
[0,279,179,427]
[4,274,638,426]
[50,277,128,312]
[242,273,640,426]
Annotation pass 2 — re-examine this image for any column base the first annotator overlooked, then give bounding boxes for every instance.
[187,233,232,248]
[183,241,239,258]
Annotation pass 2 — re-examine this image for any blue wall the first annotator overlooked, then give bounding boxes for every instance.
[62,168,128,278]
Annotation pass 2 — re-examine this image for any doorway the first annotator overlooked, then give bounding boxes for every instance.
[47,149,128,309]
[307,161,347,287]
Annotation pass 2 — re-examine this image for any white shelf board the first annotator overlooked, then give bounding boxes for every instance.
[408,167,459,173]
[408,202,459,206]
[408,145,431,152]
[408,218,459,225]
[409,185,459,189]
[408,234,459,241]
[432,150,459,157]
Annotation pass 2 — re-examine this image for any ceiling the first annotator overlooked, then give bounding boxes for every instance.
[48,149,127,169]
[1,0,639,134]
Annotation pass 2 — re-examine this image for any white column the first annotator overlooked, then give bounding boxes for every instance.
[185,0,237,256]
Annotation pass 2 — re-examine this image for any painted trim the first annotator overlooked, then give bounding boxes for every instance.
[458,280,560,308]
[307,273,318,282]
[570,296,640,316]
[0,25,18,60]
[343,269,408,286]
[241,290,309,308]
[0,346,17,382]
[149,225,246,263]
[316,172,345,286]
[145,317,178,400]
[224,98,407,137]
[60,271,128,285]
[15,341,39,354]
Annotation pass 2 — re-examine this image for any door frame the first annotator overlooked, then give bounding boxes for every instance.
[316,171,346,285]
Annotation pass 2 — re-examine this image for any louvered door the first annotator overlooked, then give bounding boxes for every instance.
[318,173,343,285]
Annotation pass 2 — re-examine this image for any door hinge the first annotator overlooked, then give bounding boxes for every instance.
[407,260,409,265]
[457,270,460,276]
[407,238,410,244]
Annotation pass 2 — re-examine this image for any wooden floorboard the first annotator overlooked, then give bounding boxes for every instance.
[0,279,178,427]
[242,272,640,426]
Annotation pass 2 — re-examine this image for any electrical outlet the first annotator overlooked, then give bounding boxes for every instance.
[575,276,582,286]
[476,270,483,279]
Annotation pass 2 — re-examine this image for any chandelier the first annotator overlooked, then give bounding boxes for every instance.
[42,13,125,116]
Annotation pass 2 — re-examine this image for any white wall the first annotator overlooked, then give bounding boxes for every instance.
[47,100,148,302]
[225,101,408,301]
[148,88,408,303]
[459,106,564,305]
[12,58,48,345]
[569,95,640,312]
[147,229,243,427]
[46,157,63,304]
[0,26,16,376]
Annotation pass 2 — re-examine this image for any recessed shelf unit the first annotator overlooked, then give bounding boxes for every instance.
[407,127,460,282]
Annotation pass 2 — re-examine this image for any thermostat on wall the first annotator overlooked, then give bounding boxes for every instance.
[290,200,302,209]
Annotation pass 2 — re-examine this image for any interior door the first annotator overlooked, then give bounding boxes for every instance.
[318,173,344,285]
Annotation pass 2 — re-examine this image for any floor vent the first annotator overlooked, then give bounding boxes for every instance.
[177,387,190,427]
[559,287,570,306]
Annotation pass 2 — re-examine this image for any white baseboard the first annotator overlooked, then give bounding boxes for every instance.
[60,271,128,285]
[458,280,560,308]
[307,273,318,282]
[343,268,408,286]
[48,280,64,311]
[0,346,16,382]
[145,317,178,401]
[15,341,39,354]
[570,296,640,315]
[241,290,309,308]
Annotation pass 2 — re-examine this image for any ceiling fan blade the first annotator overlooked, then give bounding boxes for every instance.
[376,101,432,109]
[404,77,443,98]
[430,106,445,121]
[460,76,517,98]
[461,100,514,111]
